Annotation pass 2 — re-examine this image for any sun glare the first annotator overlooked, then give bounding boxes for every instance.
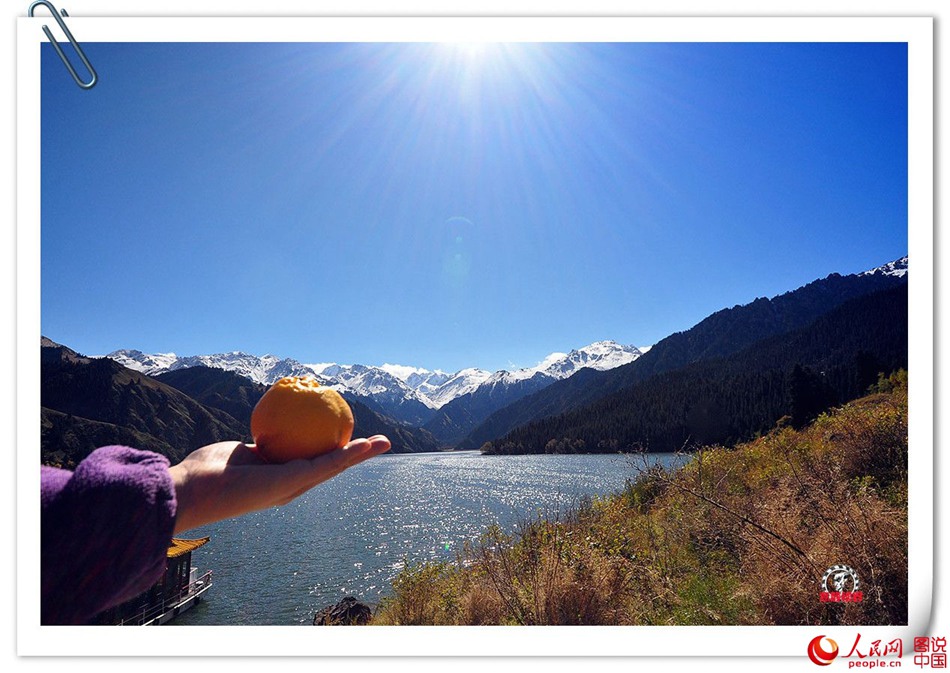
[443,41,493,59]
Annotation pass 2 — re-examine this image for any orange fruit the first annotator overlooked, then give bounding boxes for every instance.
[250,376,354,463]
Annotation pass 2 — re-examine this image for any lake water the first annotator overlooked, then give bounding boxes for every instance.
[172,450,686,626]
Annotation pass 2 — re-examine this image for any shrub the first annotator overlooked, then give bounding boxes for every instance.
[371,378,907,626]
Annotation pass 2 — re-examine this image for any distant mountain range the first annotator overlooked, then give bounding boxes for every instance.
[106,340,644,427]
[419,340,644,444]
[41,338,640,464]
[42,255,908,464]
[40,347,441,467]
[154,366,441,455]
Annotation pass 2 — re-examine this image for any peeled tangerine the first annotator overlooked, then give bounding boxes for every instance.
[250,376,354,463]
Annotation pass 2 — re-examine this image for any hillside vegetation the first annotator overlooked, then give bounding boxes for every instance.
[372,372,908,626]
[42,345,249,467]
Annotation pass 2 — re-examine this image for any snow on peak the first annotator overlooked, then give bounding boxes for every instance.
[535,351,568,371]
[526,340,643,381]
[861,256,908,278]
[309,363,438,410]
[423,368,492,407]
[105,350,180,375]
[304,362,338,377]
[471,341,642,389]
[105,349,316,384]
[379,363,434,382]
[103,339,646,413]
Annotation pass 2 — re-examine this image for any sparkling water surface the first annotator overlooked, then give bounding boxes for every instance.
[172,450,684,625]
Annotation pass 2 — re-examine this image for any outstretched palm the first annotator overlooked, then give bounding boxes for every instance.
[169,435,391,534]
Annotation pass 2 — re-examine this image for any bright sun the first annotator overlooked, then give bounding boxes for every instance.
[442,41,494,60]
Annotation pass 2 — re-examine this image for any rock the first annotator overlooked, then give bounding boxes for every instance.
[313,596,372,625]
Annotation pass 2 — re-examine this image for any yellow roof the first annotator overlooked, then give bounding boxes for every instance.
[167,537,210,558]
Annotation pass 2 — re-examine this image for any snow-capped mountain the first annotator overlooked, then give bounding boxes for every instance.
[106,349,437,425]
[308,363,438,425]
[475,340,642,386]
[107,349,182,376]
[421,341,643,444]
[422,368,493,407]
[536,340,643,380]
[371,341,641,410]
[378,364,460,406]
[104,340,641,430]
[861,255,908,278]
[108,349,313,384]
[377,363,496,407]
[378,363,439,384]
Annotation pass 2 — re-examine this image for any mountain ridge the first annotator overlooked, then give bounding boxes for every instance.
[462,257,909,448]
[41,346,442,466]
[484,283,908,454]
[105,339,644,428]
[41,344,250,466]
[155,366,441,454]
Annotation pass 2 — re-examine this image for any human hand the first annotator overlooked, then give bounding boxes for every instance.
[168,435,391,534]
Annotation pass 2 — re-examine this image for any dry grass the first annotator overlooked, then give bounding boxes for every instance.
[371,372,908,626]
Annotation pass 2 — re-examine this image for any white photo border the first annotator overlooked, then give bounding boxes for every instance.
[17,15,934,658]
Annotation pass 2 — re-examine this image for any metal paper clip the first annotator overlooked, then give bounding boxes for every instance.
[28,0,97,89]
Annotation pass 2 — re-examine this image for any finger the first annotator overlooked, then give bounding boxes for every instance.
[365,435,393,452]
[225,443,270,466]
[350,435,392,460]
[293,435,392,498]
[273,436,393,505]
[329,435,391,465]
[325,436,387,471]
[299,435,391,484]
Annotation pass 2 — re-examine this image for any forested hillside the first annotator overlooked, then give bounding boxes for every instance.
[41,343,248,466]
[482,284,907,454]
[465,266,907,449]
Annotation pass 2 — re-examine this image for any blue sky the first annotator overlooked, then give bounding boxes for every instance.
[41,42,907,373]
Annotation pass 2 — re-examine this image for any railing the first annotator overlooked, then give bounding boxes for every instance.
[117,571,213,626]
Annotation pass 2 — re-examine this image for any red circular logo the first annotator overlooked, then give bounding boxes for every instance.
[808,636,839,666]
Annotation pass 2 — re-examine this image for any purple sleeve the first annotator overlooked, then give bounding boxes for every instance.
[41,446,178,625]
